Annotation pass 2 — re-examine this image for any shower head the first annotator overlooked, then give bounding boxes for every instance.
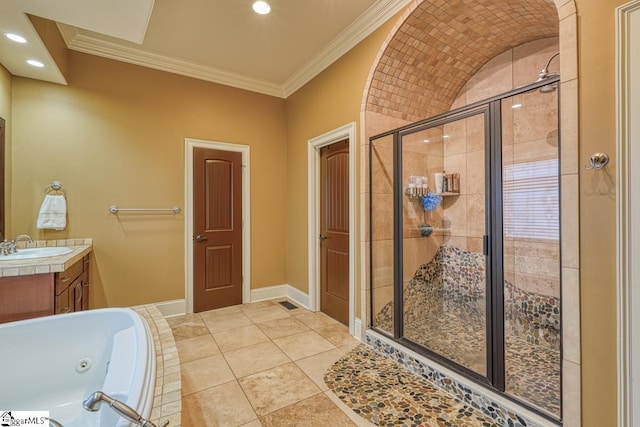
[535,51,560,82]
[539,83,558,93]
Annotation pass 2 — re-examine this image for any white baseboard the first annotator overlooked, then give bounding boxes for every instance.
[250,284,310,310]
[155,299,186,318]
[354,317,362,340]
[286,285,310,309]
[250,284,290,302]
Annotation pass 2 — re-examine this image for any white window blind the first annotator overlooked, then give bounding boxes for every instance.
[503,159,559,240]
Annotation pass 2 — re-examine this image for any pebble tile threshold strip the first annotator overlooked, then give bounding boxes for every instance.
[325,345,500,427]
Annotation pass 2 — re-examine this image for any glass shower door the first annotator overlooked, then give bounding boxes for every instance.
[370,133,395,336]
[400,111,488,377]
[501,87,561,417]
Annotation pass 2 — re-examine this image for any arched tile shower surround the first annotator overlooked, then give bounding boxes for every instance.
[362,0,580,425]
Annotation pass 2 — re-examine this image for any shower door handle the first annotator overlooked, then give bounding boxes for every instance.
[483,235,489,256]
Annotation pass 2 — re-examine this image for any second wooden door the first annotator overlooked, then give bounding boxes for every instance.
[320,140,349,325]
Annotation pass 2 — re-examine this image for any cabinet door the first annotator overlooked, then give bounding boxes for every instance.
[82,256,90,311]
[73,271,90,312]
[81,280,90,311]
[55,285,71,314]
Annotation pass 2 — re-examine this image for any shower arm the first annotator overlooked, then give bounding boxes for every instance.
[536,51,560,81]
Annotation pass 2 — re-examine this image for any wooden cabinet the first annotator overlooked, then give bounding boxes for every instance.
[0,254,91,323]
[55,255,90,315]
[0,274,54,323]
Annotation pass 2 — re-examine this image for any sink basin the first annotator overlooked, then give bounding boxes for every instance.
[0,247,73,260]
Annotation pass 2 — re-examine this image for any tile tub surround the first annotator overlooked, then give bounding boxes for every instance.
[133,304,182,427]
[0,238,93,276]
[365,333,546,427]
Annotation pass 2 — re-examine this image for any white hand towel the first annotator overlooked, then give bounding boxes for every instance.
[37,194,67,230]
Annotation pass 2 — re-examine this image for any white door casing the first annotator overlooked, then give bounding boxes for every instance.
[617,1,640,425]
[308,122,357,336]
[184,138,251,314]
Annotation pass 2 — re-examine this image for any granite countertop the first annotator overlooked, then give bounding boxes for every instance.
[0,238,93,277]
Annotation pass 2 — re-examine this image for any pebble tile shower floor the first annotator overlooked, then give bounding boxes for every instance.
[324,346,499,427]
[167,299,522,426]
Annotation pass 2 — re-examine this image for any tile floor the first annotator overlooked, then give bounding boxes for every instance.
[167,299,372,427]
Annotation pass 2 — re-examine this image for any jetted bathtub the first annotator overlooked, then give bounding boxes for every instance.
[0,308,156,427]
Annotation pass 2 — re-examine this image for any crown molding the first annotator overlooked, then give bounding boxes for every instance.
[57,0,412,98]
[282,0,412,97]
[57,23,285,97]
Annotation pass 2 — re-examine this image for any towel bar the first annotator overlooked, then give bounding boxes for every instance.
[109,206,181,214]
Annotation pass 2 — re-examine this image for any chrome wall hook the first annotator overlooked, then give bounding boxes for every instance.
[584,153,609,170]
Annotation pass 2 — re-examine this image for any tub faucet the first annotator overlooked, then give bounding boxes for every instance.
[83,391,168,427]
[0,234,33,255]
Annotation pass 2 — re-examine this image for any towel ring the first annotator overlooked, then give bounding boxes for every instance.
[45,180,65,195]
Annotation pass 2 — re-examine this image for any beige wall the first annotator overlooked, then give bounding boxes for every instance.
[577,0,623,425]
[284,13,400,313]
[0,65,10,131]
[11,51,288,308]
[0,64,12,235]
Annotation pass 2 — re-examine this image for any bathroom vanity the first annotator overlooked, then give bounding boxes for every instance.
[0,240,93,323]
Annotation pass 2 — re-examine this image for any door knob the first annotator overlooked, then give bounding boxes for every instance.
[319,234,329,241]
[195,235,208,242]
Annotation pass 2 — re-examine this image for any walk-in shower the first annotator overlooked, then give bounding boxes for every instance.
[369,74,561,420]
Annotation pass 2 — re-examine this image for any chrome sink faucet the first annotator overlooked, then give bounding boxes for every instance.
[0,234,33,255]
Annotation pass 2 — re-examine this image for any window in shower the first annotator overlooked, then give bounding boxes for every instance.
[503,159,559,240]
[369,79,561,421]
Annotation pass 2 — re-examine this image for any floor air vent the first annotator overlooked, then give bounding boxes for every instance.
[279,301,298,310]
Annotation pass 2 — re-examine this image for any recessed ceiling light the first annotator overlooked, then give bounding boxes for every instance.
[252,1,271,15]
[26,59,44,68]
[512,103,523,109]
[443,135,450,139]
[423,139,430,143]
[5,33,26,43]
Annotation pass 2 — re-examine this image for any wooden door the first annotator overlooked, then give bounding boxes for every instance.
[320,140,349,325]
[193,147,243,312]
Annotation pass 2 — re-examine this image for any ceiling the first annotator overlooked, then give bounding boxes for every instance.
[0,0,412,98]
[367,0,559,121]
